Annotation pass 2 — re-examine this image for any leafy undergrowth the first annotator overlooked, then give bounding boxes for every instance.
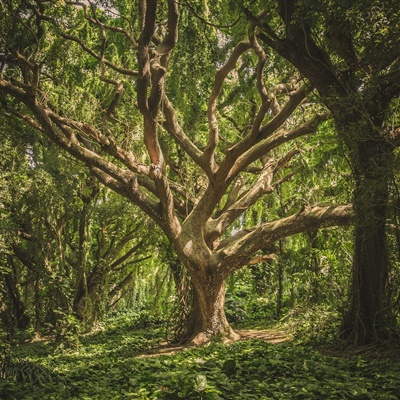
[2,318,400,399]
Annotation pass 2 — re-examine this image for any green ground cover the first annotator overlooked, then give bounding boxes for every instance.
[2,315,400,400]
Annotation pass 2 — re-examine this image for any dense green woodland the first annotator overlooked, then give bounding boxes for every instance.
[1,0,400,398]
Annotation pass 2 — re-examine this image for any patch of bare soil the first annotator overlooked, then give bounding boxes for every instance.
[236,329,291,344]
[138,329,292,358]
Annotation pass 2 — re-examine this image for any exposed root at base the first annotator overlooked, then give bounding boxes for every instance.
[187,326,241,346]
[188,329,241,346]
[139,328,291,358]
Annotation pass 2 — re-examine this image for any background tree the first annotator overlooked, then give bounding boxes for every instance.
[242,0,400,344]
[0,0,352,343]
[0,117,158,337]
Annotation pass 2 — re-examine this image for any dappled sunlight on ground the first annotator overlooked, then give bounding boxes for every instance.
[236,329,291,344]
[138,329,292,358]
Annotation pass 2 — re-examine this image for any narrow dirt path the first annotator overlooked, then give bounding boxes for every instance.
[236,329,291,344]
[138,329,291,358]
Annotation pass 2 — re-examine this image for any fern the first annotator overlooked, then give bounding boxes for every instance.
[0,349,55,384]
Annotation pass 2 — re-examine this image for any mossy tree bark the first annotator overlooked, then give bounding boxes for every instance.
[340,134,393,343]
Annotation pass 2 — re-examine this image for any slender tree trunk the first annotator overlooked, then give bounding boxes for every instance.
[3,273,29,330]
[73,182,98,322]
[34,277,41,335]
[276,240,284,318]
[308,230,320,304]
[341,138,393,344]
[73,199,90,321]
[186,269,239,344]
[107,272,134,310]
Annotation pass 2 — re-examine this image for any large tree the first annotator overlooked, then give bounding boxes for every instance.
[244,0,400,343]
[0,0,352,343]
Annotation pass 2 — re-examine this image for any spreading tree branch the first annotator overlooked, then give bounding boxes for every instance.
[217,204,353,272]
[204,41,252,172]
[227,112,328,181]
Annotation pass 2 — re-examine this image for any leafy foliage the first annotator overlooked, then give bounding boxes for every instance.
[0,0,398,352]
[0,118,170,338]
[0,0,359,341]
[5,315,400,400]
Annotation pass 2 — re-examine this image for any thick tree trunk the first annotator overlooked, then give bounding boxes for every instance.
[186,270,239,345]
[341,138,393,344]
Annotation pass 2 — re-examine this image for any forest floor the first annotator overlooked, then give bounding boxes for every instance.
[141,329,292,357]
[138,327,400,363]
[236,329,291,344]
[317,339,400,361]
[4,316,400,399]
